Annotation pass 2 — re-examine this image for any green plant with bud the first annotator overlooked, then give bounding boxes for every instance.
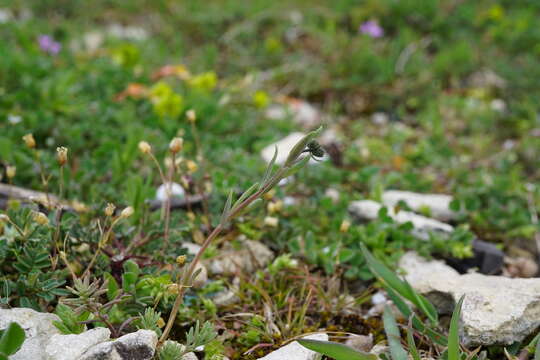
[158,127,324,344]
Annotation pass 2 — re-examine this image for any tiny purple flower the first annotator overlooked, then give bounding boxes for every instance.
[359,20,384,38]
[38,35,61,55]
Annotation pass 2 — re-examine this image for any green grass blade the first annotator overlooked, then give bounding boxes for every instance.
[406,317,421,360]
[383,305,408,360]
[448,295,465,360]
[535,333,540,360]
[297,339,378,360]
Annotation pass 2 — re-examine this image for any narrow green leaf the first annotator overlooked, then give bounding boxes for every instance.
[232,182,259,210]
[220,190,234,224]
[448,295,465,360]
[383,305,408,360]
[0,322,25,356]
[297,339,378,360]
[260,146,278,189]
[534,332,540,360]
[406,317,421,360]
[282,155,310,178]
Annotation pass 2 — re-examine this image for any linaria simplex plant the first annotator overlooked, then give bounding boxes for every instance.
[158,126,323,345]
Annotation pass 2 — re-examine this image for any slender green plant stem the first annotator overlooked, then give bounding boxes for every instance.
[162,153,175,250]
[158,169,285,344]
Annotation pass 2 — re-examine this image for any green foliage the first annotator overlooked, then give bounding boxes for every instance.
[137,308,162,337]
[0,322,25,360]
[184,321,218,353]
[53,303,90,334]
[383,306,408,360]
[448,296,465,360]
[158,341,184,360]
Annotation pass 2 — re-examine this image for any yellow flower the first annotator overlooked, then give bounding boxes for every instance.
[253,90,270,108]
[188,71,217,92]
[149,81,174,101]
[176,255,187,266]
[22,134,36,149]
[153,93,184,118]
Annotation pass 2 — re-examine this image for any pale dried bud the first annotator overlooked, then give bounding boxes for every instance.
[169,137,183,154]
[120,206,134,219]
[167,283,180,294]
[104,203,116,217]
[6,165,16,179]
[157,317,165,328]
[56,146,68,166]
[138,141,152,154]
[72,200,89,213]
[340,219,351,233]
[33,211,49,226]
[186,109,196,123]
[267,200,283,214]
[22,134,36,149]
[186,160,198,173]
[264,216,279,227]
[176,255,187,266]
[0,214,10,222]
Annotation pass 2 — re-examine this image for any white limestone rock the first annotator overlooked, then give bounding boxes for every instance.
[79,329,157,360]
[0,308,61,360]
[382,190,458,221]
[45,327,111,360]
[399,252,540,345]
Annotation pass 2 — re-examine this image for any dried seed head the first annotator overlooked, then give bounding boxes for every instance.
[6,166,16,179]
[104,203,116,217]
[72,200,89,213]
[186,109,196,123]
[56,146,68,166]
[176,255,187,266]
[33,211,49,226]
[169,137,183,154]
[120,206,134,219]
[138,141,152,154]
[22,134,36,149]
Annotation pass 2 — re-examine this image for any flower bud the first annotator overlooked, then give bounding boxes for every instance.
[340,219,351,233]
[169,137,183,154]
[186,160,198,173]
[6,166,16,179]
[138,141,152,154]
[104,203,116,217]
[120,206,134,219]
[157,317,165,328]
[186,109,196,123]
[0,214,10,222]
[33,211,49,226]
[176,255,187,266]
[264,216,279,227]
[22,134,36,149]
[56,146,68,166]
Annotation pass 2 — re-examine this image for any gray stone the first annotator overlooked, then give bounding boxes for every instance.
[0,308,61,360]
[382,190,458,221]
[45,327,111,360]
[207,239,274,275]
[80,329,157,360]
[399,252,540,345]
[212,289,240,307]
[259,333,327,360]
